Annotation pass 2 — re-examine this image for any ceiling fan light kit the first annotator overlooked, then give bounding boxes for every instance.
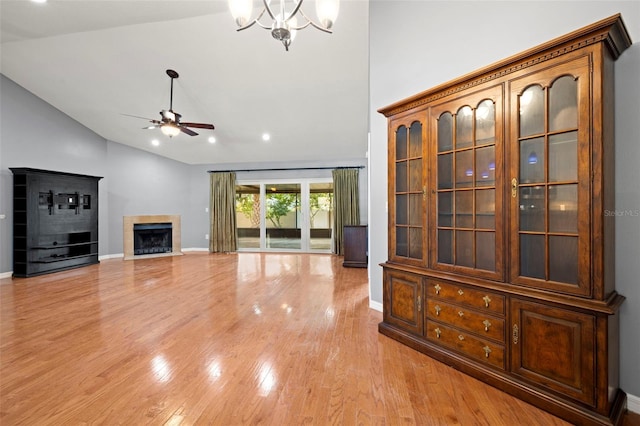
[228,0,339,51]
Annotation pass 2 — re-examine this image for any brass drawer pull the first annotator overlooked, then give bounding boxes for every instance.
[483,295,491,308]
[434,284,441,295]
[435,328,441,338]
[458,335,465,341]
[483,319,491,332]
[435,305,441,316]
[458,311,464,317]
[457,289,464,296]
[483,346,492,358]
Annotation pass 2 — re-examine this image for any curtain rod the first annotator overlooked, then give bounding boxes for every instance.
[208,166,365,173]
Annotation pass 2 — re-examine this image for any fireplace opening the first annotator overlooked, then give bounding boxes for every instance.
[133,223,172,255]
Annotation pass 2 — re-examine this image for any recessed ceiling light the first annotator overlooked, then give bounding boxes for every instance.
[151,139,160,147]
[31,0,47,3]
[262,133,270,141]
[208,136,216,144]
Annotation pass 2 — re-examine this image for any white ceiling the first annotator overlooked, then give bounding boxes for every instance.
[0,0,369,165]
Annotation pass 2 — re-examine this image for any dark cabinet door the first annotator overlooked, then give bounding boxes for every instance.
[383,269,423,336]
[510,298,595,406]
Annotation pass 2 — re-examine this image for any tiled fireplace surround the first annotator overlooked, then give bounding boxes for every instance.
[123,215,182,260]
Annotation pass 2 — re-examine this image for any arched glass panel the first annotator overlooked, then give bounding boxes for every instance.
[438,112,453,152]
[409,121,422,157]
[456,106,473,148]
[396,126,407,160]
[549,76,578,131]
[519,85,544,137]
[475,99,495,146]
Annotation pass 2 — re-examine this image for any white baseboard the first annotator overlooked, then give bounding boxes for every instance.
[99,253,123,260]
[369,299,383,312]
[628,392,640,414]
[0,271,13,280]
[182,247,209,252]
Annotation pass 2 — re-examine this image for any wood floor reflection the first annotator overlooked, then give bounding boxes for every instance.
[1,253,637,425]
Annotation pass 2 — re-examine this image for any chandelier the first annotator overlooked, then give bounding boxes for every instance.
[228,0,340,51]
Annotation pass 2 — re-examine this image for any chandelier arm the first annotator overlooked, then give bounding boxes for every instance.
[285,0,304,22]
[237,8,268,31]
[289,21,312,31]
[297,9,333,33]
[262,0,276,20]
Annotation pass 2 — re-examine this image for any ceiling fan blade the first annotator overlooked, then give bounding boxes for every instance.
[122,113,156,121]
[181,122,215,130]
[180,126,198,136]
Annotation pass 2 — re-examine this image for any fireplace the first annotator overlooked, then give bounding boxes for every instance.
[134,223,172,255]
[123,215,182,260]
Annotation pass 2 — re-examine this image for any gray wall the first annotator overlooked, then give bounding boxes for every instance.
[0,74,368,269]
[369,1,640,397]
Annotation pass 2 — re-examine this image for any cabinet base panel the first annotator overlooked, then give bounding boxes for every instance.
[12,259,99,278]
[378,322,627,426]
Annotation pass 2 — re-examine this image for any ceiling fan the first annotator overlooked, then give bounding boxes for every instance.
[130,69,215,137]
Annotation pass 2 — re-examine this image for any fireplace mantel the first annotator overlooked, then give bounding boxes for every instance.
[123,215,182,260]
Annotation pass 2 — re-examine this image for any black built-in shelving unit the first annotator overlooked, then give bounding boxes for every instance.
[11,168,102,277]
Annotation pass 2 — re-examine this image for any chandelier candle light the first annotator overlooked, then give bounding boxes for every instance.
[228,0,339,51]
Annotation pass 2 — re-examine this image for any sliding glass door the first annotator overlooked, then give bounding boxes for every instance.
[236,179,333,252]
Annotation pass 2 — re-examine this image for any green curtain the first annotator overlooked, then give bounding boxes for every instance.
[332,168,360,255]
[209,172,238,253]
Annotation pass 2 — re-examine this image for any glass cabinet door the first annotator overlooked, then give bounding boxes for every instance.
[390,112,427,265]
[429,86,503,280]
[508,57,591,296]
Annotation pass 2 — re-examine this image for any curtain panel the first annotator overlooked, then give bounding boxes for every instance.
[209,172,238,253]
[332,168,360,255]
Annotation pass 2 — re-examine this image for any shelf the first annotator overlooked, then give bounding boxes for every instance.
[33,253,98,264]
[31,241,98,250]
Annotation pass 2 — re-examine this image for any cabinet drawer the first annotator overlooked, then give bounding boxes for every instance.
[426,320,505,370]
[426,299,505,343]
[427,280,504,315]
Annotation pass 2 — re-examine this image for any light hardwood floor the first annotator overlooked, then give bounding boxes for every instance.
[1,253,638,425]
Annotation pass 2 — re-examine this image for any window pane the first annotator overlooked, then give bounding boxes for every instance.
[309,183,333,251]
[438,153,453,189]
[396,194,407,225]
[438,192,453,227]
[236,186,261,249]
[476,232,495,272]
[396,227,407,257]
[438,229,453,264]
[549,76,577,132]
[475,99,495,146]
[549,236,578,284]
[409,227,423,260]
[519,186,545,232]
[520,137,545,184]
[456,106,473,148]
[438,112,453,152]
[520,234,545,279]
[549,132,577,182]
[409,159,422,192]
[409,121,422,158]
[549,184,578,233]
[409,194,422,227]
[520,85,544,137]
[455,150,474,188]
[475,146,495,187]
[396,126,407,160]
[396,162,407,192]
[455,191,473,228]
[476,189,495,230]
[265,183,300,249]
[456,230,473,267]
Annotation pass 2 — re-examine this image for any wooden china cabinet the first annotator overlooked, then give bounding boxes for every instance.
[378,15,631,425]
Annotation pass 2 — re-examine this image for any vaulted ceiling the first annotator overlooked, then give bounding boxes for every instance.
[0,0,369,165]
